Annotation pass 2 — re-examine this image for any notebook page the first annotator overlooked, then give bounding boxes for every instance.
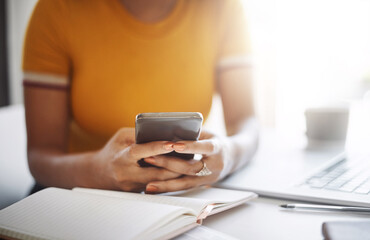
[73,187,257,216]
[178,187,258,214]
[74,187,209,215]
[174,225,239,240]
[0,188,196,240]
[149,216,198,240]
[178,187,257,203]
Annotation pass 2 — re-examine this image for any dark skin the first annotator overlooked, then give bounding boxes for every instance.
[24,0,258,193]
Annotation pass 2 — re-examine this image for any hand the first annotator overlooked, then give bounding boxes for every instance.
[91,128,181,192]
[143,130,233,193]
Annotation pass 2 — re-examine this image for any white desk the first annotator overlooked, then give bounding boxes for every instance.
[203,197,370,240]
[0,105,369,240]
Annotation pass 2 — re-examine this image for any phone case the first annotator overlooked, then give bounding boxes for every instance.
[135,112,203,167]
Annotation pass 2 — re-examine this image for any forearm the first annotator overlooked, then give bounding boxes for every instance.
[223,117,259,177]
[27,148,103,189]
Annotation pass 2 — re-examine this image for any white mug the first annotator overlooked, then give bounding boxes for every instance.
[305,106,349,142]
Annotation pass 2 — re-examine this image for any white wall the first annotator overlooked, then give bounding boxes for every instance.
[6,0,37,105]
[245,0,277,127]
[247,0,370,131]
[275,0,370,133]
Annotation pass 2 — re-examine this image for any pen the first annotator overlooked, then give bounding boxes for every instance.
[280,204,370,213]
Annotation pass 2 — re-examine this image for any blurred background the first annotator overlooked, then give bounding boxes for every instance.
[1,0,370,133]
[0,0,370,208]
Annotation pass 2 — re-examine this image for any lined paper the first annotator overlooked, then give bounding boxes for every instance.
[0,188,195,240]
[74,187,257,215]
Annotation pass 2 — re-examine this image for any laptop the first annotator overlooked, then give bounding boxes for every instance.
[217,144,370,208]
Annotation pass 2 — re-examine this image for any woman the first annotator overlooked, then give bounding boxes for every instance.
[23,0,258,193]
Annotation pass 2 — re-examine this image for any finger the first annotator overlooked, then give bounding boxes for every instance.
[117,182,145,193]
[135,167,182,183]
[199,130,214,140]
[145,176,213,193]
[172,139,220,155]
[114,128,136,143]
[124,141,175,160]
[117,127,135,137]
[144,155,204,176]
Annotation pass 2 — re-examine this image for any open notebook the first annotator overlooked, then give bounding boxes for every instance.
[0,187,257,240]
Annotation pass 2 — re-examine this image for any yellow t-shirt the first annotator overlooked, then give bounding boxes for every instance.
[23,0,250,152]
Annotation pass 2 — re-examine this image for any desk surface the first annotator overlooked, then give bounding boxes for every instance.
[1,104,369,240]
[204,197,370,240]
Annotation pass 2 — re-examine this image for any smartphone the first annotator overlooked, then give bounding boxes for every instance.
[135,112,203,167]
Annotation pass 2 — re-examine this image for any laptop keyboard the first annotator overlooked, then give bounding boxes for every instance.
[303,158,370,194]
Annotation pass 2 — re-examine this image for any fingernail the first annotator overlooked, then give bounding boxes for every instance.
[145,157,156,164]
[146,184,158,192]
[164,143,173,150]
[174,143,185,151]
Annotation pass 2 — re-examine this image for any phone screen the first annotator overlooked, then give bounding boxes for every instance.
[135,112,203,167]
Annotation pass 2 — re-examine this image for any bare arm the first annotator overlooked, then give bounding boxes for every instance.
[24,86,94,188]
[218,66,259,174]
[24,85,180,191]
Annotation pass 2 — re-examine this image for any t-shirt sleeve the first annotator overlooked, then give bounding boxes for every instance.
[217,0,252,69]
[23,0,71,87]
